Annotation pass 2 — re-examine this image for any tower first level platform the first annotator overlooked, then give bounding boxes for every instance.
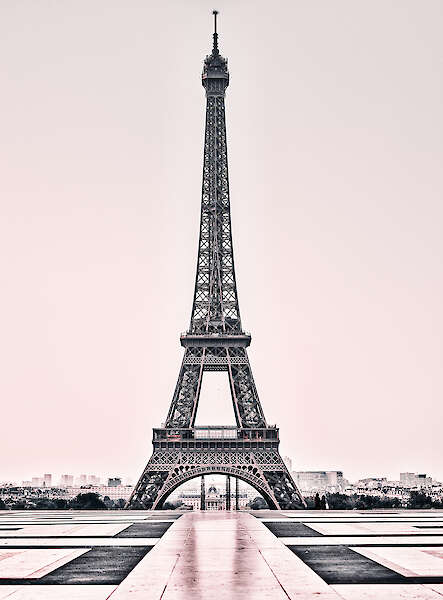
[153,425,278,447]
[129,426,304,511]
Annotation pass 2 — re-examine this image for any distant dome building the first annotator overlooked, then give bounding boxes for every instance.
[206,485,224,511]
[174,478,252,510]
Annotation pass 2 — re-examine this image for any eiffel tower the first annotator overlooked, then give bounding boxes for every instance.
[127,12,305,510]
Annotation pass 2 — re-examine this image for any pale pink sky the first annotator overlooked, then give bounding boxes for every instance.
[1,0,442,485]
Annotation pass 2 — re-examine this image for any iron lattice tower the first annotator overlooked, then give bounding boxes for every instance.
[127,12,305,510]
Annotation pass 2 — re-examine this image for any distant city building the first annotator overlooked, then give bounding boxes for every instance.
[292,471,347,493]
[4,468,441,509]
[77,474,87,486]
[417,473,433,487]
[0,484,133,504]
[357,478,388,489]
[60,474,74,487]
[293,471,327,491]
[175,484,250,510]
[400,472,416,487]
[400,472,433,488]
[0,486,70,503]
[326,471,345,486]
[205,485,224,510]
[65,485,133,501]
[283,456,292,472]
[107,478,122,487]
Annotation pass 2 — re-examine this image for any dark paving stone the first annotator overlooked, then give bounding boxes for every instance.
[288,545,443,585]
[250,510,284,519]
[288,545,404,584]
[0,547,152,585]
[116,522,173,537]
[264,522,322,537]
[36,516,73,519]
[143,513,183,520]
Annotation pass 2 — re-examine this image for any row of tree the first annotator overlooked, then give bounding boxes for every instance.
[2,490,442,511]
[306,491,443,510]
[246,491,443,511]
[0,493,126,511]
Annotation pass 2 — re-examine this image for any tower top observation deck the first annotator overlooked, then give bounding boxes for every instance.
[202,10,229,96]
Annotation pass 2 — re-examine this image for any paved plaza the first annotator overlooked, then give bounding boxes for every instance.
[0,509,442,598]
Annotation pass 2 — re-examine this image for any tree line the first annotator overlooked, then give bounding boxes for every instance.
[1,490,441,511]
[246,491,443,510]
[0,493,126,510]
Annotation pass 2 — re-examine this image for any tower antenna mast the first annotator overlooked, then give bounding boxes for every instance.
[212,9,219,52]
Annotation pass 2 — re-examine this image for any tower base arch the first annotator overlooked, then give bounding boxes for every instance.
[126,448,306,510]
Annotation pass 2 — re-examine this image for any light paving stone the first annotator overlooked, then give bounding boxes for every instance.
[0,537,160,547]
[279,515,443,523]
[331,584,443,599]
[0,551,24,563]
[0,585,117,599]
[353,547,443,577]
[157,513,290,600]
[282,511,443,520]
[0,588,20,599]
[0,524,131,538]
[280,535,443,546]
[424,584,443,595]
[0,548,89,578]
[307,522,443,535]
[259,518,296,522]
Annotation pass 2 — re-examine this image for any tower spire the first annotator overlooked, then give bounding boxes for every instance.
[212,10,219,53]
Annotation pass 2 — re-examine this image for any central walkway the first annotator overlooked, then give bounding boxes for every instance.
[111,511,338,599]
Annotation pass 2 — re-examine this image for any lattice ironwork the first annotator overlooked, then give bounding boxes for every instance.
[128,448,303,510]
[127,13,305,511]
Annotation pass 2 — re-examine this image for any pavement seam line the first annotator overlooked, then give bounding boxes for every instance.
[159,519,193,600]
[105,585,120,599]
[256,546,292,600]
[242,516,293,599]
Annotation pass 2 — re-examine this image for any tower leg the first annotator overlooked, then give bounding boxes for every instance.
[235,477,239,510]
[226,475,231,510]
[200,475,206,511]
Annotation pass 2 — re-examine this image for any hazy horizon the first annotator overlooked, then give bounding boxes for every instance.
[4,467,441,488]
[1,1,442,486]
